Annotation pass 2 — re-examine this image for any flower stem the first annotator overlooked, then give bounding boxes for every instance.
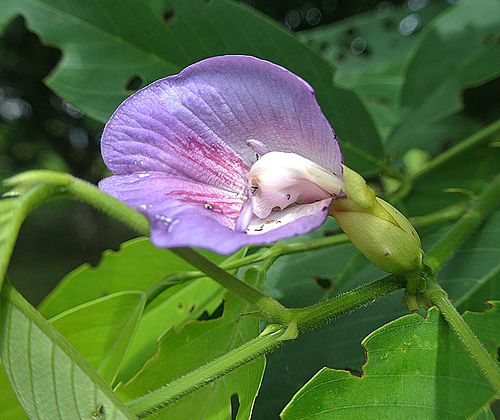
[426,175,500,273]
[171,248,292,324]
[424,278,500,393]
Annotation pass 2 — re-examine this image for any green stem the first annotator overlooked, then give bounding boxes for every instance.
[5,171,150,235]
[409,119,500,183]
[426,175,500,273]
[127,325,291,418]
[395,118,500,200]
[425,279,500,393]
[5,171,290,323]
[146,203,466,303]
[171,248,292,324]
[128,276,404,416]
[291,275,404,331]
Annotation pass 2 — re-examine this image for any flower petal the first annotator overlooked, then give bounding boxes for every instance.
[101,55,342,189]
[100,174,331,255]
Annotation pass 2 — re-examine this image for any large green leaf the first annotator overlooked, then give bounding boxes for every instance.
[0,0,383,173]
[38,237,223,318]
[116,269,266,419]
[300,2,446,140]
[0,283,134,419]
[388,0,500,156]
[281,303,500,419]
[1,290,145,417]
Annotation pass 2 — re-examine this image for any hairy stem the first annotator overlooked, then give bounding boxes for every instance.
[425,279,500,393]
[426,175,500,273]
[291,275,404,331]
[127,325,292,417]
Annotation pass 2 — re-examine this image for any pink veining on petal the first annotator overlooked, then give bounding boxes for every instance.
[166,134,249,192]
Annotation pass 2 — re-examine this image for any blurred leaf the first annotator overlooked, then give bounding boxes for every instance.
[0,283,134,419]
[50,291,145,385]
[403,143,500,215]
[0,0,383,173]
[388,0,500,156]
[116,269,265,419]
[281,303,499,419]
[38,237,223,318]
[300,2,446,140]
[0,185,54,292]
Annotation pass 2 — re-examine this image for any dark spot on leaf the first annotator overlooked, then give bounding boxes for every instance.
[368,95,391,106]
[322,206,328,211]
[198,301,224,320]
[126,75,143,91]
[189,305,195,313]
[177,303,183,309]
[313,276,333,290]
[318,41,328,52]
[163,9,175,23]
[346,27,356,36]
[91,404,105,419]
[230,394,240,420]
[383,19,393,30]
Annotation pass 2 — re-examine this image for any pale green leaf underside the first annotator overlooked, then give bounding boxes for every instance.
[0,283,135,419]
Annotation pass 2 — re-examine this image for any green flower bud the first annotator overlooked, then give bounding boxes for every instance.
[331,166,422,274]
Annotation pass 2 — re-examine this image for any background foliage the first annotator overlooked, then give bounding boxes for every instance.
[0,0,499,419]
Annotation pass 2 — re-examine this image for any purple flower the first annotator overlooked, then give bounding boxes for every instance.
[99,55,343,255]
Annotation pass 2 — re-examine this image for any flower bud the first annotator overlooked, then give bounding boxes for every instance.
[330,166,422,274]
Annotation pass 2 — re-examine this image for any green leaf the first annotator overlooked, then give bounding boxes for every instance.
[0,365,26,420]
[281,303,500,419]
[117,277,224,383]
[300,2,446,140]
[388,0,500,156]
[50,291,145,385]
[0,283,134,419]
[116,270,266,419]
[1,290,145,417]
[0,0,383,173]
[39,237,223,318]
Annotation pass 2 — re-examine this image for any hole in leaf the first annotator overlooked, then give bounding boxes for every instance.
[313,276,333,290]
[126,75,143,91]
[163,9,175,23]
[344,366,362,377]
[230,393,240,420]
[198,301,224,320]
